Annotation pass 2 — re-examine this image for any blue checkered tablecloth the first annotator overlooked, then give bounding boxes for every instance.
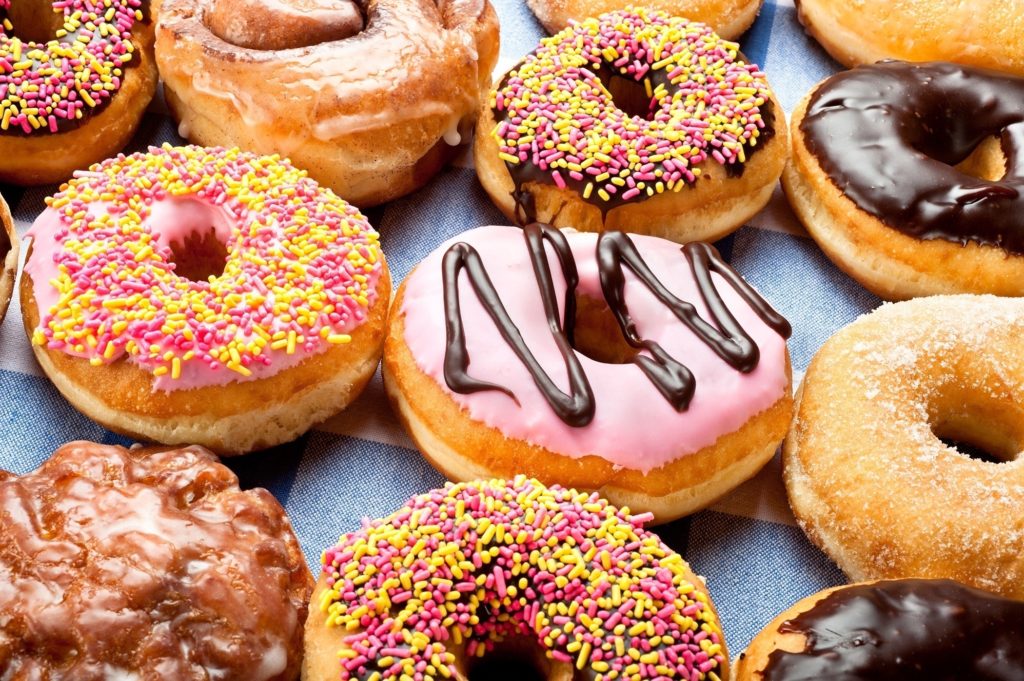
[0,0,877,657]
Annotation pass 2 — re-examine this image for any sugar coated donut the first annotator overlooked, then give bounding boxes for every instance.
[0,440,313,680]
[304,476,728,681]
[475,8,786,243]
[384,224,792,521]
[0,192,16,325]
[156,0,499,207]
[22,145,390,454]
[736,579,1024,680]
[0,0,157,185]
[785,295,1024,599]
[784,61,1024,300]
[527,0,763,40]
[795,0,1024,75]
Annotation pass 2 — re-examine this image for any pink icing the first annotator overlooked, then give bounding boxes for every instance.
[400,226,788,473]
[25,146,383,392]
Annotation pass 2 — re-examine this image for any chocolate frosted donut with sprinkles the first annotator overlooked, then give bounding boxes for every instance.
[0,0,158,185]
[303,477,729,681]
[384,225,792,522]
[21,145,390,454]
[474,8,787,243]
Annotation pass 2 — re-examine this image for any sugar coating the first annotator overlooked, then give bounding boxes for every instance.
[790,295,1024,596]
[29,144,382,386]
[491,8,772,204]
[0,0,142,134]
[319,476,726,681]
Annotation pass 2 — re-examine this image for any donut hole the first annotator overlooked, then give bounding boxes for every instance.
[930,396,1024,464]
[571,295,640,364]
[604,73,657,121]
[465,638,551,681]
[6,2,65,43]
[952,136,1007,182]
[154,199,232,282]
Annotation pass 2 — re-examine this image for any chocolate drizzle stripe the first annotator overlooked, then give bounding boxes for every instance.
[761,580,1024,680]
[441,225,790,426]
[442,223,595,426]
[800,60,1024,254]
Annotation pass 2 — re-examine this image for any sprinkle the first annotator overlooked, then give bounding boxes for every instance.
[30,145,383,386]
[319,477,726,681]
[491,8,772,207]
[0,0,143,135]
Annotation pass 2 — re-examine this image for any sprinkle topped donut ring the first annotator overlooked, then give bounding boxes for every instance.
[156,0,499,206]
[0,0,158,185]
[475,8,786,243]
[303,477,728,681]
[384,225,792,521]
[784,61,1024,299]
[22,144,390,454]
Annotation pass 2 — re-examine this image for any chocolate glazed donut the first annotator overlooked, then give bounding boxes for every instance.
[155,0,499,206]
[736,580,1024,680]
[784,61,1024,299]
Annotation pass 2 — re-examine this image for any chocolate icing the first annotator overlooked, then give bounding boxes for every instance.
[441,224,790,426]
[496,57,776,225]
[761,580,1024,680]
[443,223,595,426]
[800,60,1024,254]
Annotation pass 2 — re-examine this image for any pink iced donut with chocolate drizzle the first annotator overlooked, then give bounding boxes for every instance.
[384,224,793,521]
[303,476,729,681]
[0,0,158,185]
[22,144,390,454]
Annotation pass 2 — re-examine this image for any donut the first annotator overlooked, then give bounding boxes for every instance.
[785,295,1024,599]
[303,476,729,681]
[475,9,786,243]
[785,61,1024,300]
[383,224,792,521]
[735,579,1024,680]
[527,0,763,40]
[22,145,390,455]
[155,0,499,207]
[0,192,16,325]
[0,440,313,679]
[795,0,1024,75]
[0,0,158,185]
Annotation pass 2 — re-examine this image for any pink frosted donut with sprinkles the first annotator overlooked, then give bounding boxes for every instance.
[474,7,787,243]
[22,144,390,454]
[303,476,728,681]
[0,0,158,185]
